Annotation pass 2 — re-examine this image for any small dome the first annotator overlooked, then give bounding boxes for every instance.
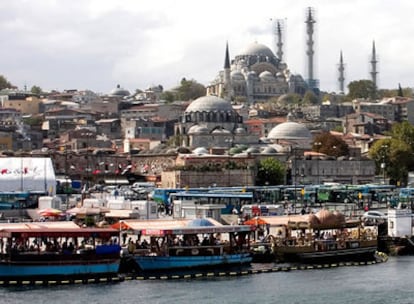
[188,125,209,135]
[231,71,245,81]
[176,147,192,154]
[234,127,246,134]
[188,125,200,135]
[185,96,234,113]
[192,147,209,155]
[247,71,258,79]
[166,148,178,154]
[259,71,275,81]
[240,42,275,58]
[211,128,231,134]
[110,84,130,97]
[245,147,260,154]
[267,121,312,140]
[261,147,277,154]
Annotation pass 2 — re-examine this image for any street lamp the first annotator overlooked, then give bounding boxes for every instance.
[381,145,388,185]
[314,142,322,185]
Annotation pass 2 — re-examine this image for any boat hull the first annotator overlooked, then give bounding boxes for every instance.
[0,252,121,280]
[275,245,378,264]
[135,253,252,271]
[0,261,120,280]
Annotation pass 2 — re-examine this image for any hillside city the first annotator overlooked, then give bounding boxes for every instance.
[0,11,413,192]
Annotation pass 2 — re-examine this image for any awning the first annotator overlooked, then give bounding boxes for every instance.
[105,209,137,219]
[111,219,191,231]
[244,217,268,226]
[104,178,129,185]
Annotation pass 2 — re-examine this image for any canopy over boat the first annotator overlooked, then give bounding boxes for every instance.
[0,227,119,238]
[141,225,253,237]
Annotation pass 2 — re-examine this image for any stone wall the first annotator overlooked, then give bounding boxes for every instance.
[161,169,255,188]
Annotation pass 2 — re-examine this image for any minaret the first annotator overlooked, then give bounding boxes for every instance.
[370,41,378,94]
[275,20,284,62]
[305,7,316,89]
[223,41,231,101]
[338,51,345,94]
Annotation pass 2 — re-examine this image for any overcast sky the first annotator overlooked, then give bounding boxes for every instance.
[0,0,412,94]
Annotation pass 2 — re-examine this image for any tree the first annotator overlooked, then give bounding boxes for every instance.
[368,122,414,185]
[368,138,414,185]
[378,86,413,98]
[389,121,414,147]
[0,75,12,90]
[175,78,205,101]
[277,93,302,107]
[312,132,349,157]
[256,157,286,186]
[162,78,206,102]
[303,90,319,105]
[347,79,376,100]
[160,91,175,103]
[30,85,42,95]
[397,83,404,97]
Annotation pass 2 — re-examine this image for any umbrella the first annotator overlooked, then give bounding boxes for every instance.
[244,217,268,226]
[111,221,131,230]
[186,218,214,227]
[37,208,64,217]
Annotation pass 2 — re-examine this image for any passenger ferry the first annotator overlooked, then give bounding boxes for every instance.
[0,226,121,281]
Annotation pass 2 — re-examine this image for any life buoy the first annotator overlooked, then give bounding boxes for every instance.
[191,248,199,255]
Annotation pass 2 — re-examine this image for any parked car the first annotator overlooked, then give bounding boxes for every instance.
[362,210,387,220]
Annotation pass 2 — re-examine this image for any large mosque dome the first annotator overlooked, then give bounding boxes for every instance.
[240,42,275,58]
[185,96,234,113]
[110,84,130,97]
[267,121,312,140]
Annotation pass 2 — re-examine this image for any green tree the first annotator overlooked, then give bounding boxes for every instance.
[312,132,349,157]
[347,79,376,99]
[368,138,414,185]
[175,78,205,101]
[277,93,302,107]
[378,87,413,98]
[303,90,319,105]
[0,75,12,90]
[256,157,286,186]
[30,85,42,95]
[368,122,414,185]
[160,90,175,103]
[389,121,414,147]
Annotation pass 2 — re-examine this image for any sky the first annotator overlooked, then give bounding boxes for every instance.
[0,0,413,95]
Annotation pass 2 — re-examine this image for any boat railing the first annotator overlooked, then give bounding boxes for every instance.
[169,245,224,256]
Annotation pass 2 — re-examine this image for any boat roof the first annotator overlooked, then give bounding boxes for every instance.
[111,218,253,236]
[141,225,253,237]
[0,227,119,238]
[245,215,361,229]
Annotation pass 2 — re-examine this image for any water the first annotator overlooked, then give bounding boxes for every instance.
[2,256,414,304]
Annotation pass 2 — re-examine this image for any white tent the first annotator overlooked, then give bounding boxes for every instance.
[0,157,56,194]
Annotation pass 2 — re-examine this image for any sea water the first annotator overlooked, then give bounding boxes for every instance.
[1,256,413,304]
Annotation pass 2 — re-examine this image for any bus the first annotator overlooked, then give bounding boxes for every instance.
[0,191,40,209]
[170,191,254,215]
[151,186,281,207]
[398,188,414,205]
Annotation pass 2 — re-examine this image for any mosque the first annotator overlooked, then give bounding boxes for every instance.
[206,42,308,104]
[174,95,313,150]
[174,11,317,150]
[174,95,257,148]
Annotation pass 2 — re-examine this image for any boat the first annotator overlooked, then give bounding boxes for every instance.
[269,209,378,264]
[129,221,253,272]
[0,227,121,281]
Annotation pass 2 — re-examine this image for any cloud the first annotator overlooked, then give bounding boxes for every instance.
[0,0,413,94]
